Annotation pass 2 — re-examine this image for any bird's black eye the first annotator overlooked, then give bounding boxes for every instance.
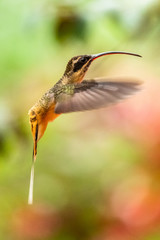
[73,56,89,72]
[80,57,86,63]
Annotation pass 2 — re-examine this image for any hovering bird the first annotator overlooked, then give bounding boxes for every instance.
[28,51,142,204]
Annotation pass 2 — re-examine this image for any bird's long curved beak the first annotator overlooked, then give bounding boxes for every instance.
[91,51,142,61]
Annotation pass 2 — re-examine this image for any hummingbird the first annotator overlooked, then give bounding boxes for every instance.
[28,51,142,204]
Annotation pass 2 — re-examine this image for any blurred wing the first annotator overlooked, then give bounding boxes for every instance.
[55,78,142,114]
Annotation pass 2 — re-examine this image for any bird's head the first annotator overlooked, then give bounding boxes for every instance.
[63,55,92,83]
[63,51,141,84]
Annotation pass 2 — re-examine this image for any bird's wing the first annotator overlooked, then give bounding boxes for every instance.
[55,78,142,114]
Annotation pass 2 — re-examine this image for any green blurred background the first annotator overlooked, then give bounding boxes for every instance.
[1,0,160,239]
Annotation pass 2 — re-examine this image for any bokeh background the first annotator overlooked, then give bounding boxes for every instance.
[1,0,160,239]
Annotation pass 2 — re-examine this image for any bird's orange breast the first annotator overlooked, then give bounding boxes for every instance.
[29,104,60,142]
[37,106,60,141]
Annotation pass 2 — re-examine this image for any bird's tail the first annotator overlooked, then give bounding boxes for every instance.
[28,121,38,204]
[33,122,38,161]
